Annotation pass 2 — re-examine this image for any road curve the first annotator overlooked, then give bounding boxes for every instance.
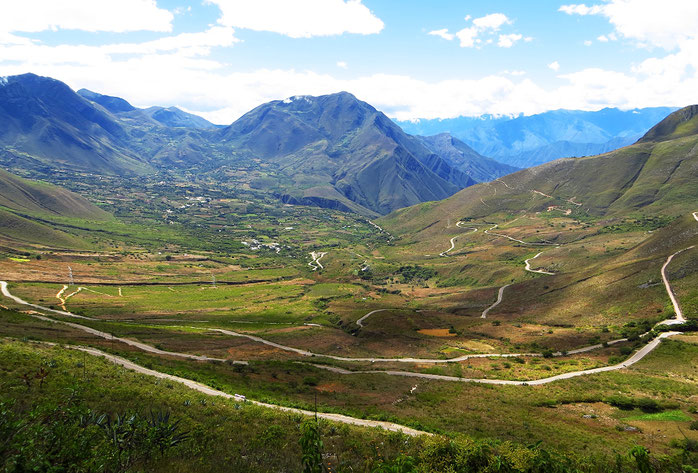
[356,308,390,328]
[524,252,555,275]
[67,344,427,437]
[308,251,327,271]
[440,224,477,257]
[660,246,695,325]
[481,284,511,318]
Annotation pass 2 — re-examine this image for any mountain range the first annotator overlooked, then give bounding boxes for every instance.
[396,107,676,168]
[383,105,698,238]
[0,73,517,215]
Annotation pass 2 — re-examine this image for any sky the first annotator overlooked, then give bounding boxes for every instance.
[1,0,697,124]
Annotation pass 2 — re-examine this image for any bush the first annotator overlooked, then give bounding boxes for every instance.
[302,376,319,386]
[606,395,636,410]
[396,265,437,283]
[636,397,662,413]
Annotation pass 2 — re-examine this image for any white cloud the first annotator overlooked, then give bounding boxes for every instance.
[1,1,697,125]
[560,0,698,50]
[336,61,348,69]
[455,27,479,48]
[207,0,384,38]
[558,4,604,15]
[0,26,239,66]
[597,32,617,42]
[472,13,511,30]
[584,40,592,46]
[498,33,522,48]
[433,13,528,49]
[3,48,698,124]
[428,29,454,41]
[548,61,560,71]
[0,0,173,33]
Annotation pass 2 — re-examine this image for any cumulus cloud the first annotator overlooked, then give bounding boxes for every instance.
[3,48,698,124]
[1,0,697,124]
[498,33,522,48]
[207,0,384,38]
[472,13,511,30]
[455,27,479,48]
[428,28,454,41]
[0,0,173,33]
[560,0,698,50]
[430,12,528,49]
[597,33,617,42]
[558,4,604,15]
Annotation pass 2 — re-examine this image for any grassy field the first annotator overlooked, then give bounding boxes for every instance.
[5,338,696,472]
[1,169,697,469]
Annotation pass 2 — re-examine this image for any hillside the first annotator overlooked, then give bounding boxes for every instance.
[397,107,676,168]
[382,105,698,238]
[0,168,108,248]
[0,74,151,175]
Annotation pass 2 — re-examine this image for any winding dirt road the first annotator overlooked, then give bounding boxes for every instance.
[481,284,510,318]
[308,251,327,271]
[660,246,695,324]
[355,308,390,328]
[439,224,477,257]
[524,252,555,275]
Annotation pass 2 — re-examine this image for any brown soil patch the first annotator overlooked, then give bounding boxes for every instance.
[418,328,455,337]
[315,382,347,393]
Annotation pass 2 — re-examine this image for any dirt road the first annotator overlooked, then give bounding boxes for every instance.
[69,344,428,436]
[481,284,511,318]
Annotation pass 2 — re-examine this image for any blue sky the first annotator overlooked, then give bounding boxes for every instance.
[1,0,697,124]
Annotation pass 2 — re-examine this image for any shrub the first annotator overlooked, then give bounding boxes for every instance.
[606,395,635,410]
[636,397,662,413]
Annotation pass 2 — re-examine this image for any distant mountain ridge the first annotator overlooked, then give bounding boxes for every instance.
[415,133,519,183]
[1,74,515,215]
[77,89,217,129]
[396,107,677,168]
[7,73,644,216]
[383,105,698,238]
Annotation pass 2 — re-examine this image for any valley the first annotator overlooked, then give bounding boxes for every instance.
[0,75,696,472]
